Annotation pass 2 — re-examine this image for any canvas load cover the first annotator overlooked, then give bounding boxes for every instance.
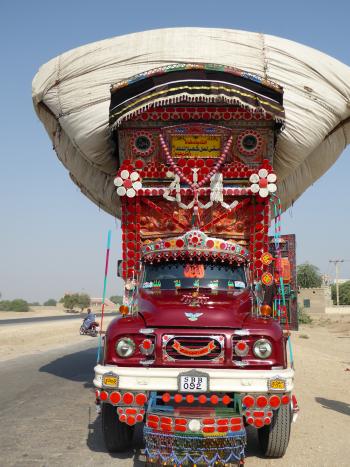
[32,28,350,216]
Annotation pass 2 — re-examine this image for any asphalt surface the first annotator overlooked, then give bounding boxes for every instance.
[0,312,116,326]
[0,340,146,467]
[2,325,349,466]
[0,341,264,467]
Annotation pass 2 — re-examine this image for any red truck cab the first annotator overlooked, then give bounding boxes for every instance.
[94,64,297,465]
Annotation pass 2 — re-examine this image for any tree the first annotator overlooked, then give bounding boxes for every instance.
[11,299,30,311]
[62,293,79,311]
[331,281,350,305]
[0,301,11,311]
[61,293,90,311]
[77,293,90,311]
[43,299,57,306]
[297,263,322,288]
[110,295,123,305]
[0,299,30,312]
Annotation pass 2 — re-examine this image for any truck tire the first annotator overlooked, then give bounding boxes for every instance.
[133,421,145,449]
[102,403,134,452]
[258,404,292,458]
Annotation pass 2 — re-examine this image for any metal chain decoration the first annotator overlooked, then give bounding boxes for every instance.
[144,428,246,466]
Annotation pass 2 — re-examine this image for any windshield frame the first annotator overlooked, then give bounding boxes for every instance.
[140,260,248,291]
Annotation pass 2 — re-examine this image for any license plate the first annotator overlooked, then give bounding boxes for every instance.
[179,375,208,392]
[103,375,118,387]
[269,378,286,391]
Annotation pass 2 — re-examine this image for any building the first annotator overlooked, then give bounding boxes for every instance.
[90,297,116,308]
[297,287,333,314]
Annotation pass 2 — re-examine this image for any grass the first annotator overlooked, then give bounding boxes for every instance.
[298,307,313,324]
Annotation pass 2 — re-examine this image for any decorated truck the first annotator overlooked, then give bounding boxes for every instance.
[32,28,350,466]
[92,64,299,464]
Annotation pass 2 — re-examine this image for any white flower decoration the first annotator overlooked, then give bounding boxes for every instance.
[114,170,142,198]
[249,169,277,198]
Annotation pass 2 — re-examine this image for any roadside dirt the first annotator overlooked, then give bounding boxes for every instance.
[0,315,115,362]
[0,308,71,320]
[245,314,350,466]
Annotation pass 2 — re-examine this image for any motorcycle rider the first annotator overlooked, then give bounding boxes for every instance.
[83,308,96,330]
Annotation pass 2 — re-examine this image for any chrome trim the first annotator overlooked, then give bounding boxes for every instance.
[101,371,119,388]
[139,328,155,334]
[162,334,225,363]
[140,360,155,366]
[234,329,250,336]
[267,375,287,392]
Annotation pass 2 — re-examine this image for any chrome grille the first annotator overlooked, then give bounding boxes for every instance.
[162,335,224,362]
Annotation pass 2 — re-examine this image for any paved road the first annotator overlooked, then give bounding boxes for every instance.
[0,312,116,326]
[0,341,145,467]
[0,341,263,467]
[1,325,349,466]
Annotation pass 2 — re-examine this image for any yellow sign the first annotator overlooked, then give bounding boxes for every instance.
[171,134,221,158]
[269,378,286,391]
[103,375,118,387]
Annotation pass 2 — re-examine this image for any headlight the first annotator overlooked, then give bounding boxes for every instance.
[115,337,135,358]
[253,338,272,359]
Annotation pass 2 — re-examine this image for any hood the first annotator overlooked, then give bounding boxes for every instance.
[138,288,252,328]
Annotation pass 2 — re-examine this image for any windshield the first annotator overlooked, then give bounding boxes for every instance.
[141,261,247,291]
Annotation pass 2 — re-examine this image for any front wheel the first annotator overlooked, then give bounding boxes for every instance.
[79,325,85,335]
[258,404,292,458]
[102,403,134,452]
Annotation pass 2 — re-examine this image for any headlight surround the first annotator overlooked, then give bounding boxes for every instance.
[253,338,272,359]
[115,337,136,358]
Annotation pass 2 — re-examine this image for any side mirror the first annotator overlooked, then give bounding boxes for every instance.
[117,260,123,278]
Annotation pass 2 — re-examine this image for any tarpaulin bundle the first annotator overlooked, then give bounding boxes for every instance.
[32,28,350,217]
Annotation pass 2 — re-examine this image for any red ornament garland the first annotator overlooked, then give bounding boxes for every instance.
[159,134,233,190]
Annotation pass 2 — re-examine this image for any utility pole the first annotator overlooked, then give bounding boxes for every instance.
[329,259,350,306]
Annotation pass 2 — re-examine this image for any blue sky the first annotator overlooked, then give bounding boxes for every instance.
[1,0,349,302]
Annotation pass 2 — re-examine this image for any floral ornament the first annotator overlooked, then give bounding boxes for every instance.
[186,230,206,247]
[249,169,277,198]
[114,170,142,198]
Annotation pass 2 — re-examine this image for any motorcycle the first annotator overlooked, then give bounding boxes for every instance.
[79,320,99,337]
